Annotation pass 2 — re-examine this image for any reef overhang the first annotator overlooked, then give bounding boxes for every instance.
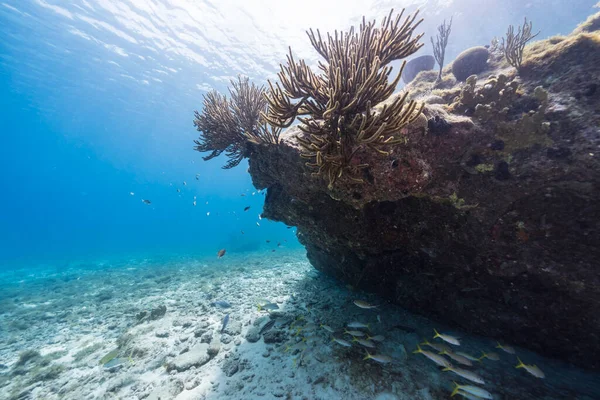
[248,18,600,370]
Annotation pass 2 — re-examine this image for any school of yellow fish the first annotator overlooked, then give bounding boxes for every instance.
[412,329,545,398]
[272,298,545,399]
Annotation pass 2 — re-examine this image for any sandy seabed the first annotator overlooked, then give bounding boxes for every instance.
[1,249,599,400]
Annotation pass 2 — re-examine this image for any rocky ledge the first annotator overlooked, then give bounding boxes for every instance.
[248,14,600,369]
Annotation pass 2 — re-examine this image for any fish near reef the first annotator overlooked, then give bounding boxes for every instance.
[421,339,451,353]
[450,382,493,399]
[443,366,485,385]
[439,349,473,366]
[211,300,231,308]
[455,351,481,362]
[332,337,352,347]
[413,344,452,368]
[363,350,392,364]
[496,342,516,354]
[479,351,500,361]
[259,319,276,335]
[353,300,378,309]
[217,249,226,258]
[221,313,230,333]
[353,338,376,348]
[347,322,370,330]
[433,329,460,346]
[516,357,545,379]
[366,334,385,342]
[344,329,366,337]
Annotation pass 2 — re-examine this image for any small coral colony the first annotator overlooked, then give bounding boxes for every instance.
[192,7,546,399]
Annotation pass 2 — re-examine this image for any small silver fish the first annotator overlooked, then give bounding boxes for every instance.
[496,342,516,354]
[413,345,452,368]
[211,300,231,308]
[433,329,460,346]
[455,351,481,362]
[353,300,378,309]
[443,366,485,385]
[421,339,451,353]
[479,351,500,361]
[259,319,276,335]
[439,350,473,366]
[320,324,335,333]
[353,338,376,348]
[347,322,370,330]
[141,199,151,204]
[221,313,230,333]
[454,391,484,400]
[516,357,545,378]
[451,383,493,400]
[367,334,385,342]
[344,329,366,337]
[363,350,392,363]
[332,337,352,347]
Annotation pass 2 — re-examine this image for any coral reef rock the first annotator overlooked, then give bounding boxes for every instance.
[166,343,211,372]
[248,15,600,370]
[451,46,490,81]
[402,55,436,84]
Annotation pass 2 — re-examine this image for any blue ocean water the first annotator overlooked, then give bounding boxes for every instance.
[1,1,600,399]
[0,0,596,268]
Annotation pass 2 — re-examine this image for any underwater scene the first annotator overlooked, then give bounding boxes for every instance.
[1,1,600,399]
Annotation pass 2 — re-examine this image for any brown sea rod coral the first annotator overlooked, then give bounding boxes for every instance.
[263,9,425,188]
[502,18,539,72]
[193,76,280,169]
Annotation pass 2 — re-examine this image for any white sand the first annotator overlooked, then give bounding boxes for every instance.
[0,250,599,400]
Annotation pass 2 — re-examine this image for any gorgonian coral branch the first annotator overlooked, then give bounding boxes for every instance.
[194,76,280,169]
[263,8,425,187]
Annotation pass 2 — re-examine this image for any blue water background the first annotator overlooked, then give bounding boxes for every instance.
[0,0,597,269]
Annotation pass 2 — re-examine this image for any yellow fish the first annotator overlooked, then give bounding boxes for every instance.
[443,366,485,384]
[455,351,481,362]
[439,349,473,366]
[516,357,545,379]
[433,329,461,346]
[450,382,492,399]
[413,344,452,368]
[421,338,451,353]
[363,350,392,364]
[479,351,500,361]
[496,342,516,354]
